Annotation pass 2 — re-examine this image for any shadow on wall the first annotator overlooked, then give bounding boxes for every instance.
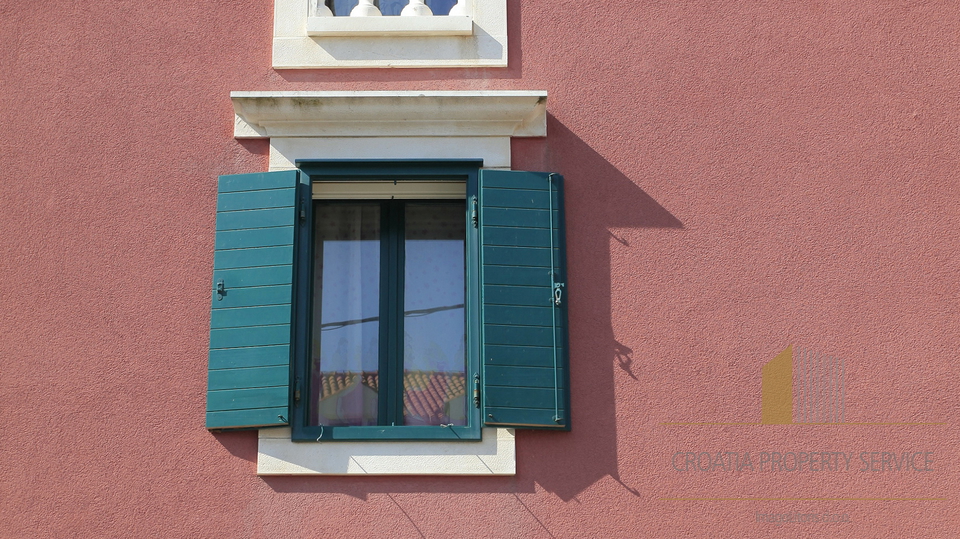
[245,114,682,501]
[507,115,683,501]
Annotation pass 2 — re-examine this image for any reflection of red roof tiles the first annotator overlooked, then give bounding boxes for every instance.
[319,372,360,397]
[316,371,466,424]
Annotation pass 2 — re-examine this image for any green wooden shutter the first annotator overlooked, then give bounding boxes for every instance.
[479,170,570,430]
[206,171,300,430]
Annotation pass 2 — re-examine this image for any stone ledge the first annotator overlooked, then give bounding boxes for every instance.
[258,427,516,475]
[306,15,473,37]
[232,91,548,139]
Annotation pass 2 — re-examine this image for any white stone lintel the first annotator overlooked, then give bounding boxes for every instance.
[268,136,512,171]
[307,16,473,37]
[231,91,548,139]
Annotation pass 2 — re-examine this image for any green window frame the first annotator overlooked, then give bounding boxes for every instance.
[206,160,570,441]
[294,160,482,441]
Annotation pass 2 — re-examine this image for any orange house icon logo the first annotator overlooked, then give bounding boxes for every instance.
[762,345,846,425]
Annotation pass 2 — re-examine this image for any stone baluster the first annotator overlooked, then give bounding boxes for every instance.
[401,0,433,16]
[351,0,382,16]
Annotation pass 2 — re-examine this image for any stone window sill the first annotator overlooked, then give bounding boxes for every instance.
[306,15,473,37]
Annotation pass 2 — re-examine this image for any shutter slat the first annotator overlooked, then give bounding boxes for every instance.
[209,345,290,370]
[482,285,553,307]
[209,325,291,350]
[482,226,553,248]
[211,284,292,309]
[480,170,570,430]
[481,207,559,228]
[485,325,556,347]
[214,246,296,270]
[207,171,299,430]
[206,408,290,429]
[483,305,556,327]
[210,266,293,289]
[207,387,289,411]
[481,188,552,210]
[219,173,299,192]
[482,246,559,268]
[478,171,555,190]
[483,387,564,409]
[483,407,564,428]
[216,207,296,231]
[211,305,294,329]
[485,365,564,388]
[482,266,554,286]
[208,365,290,391]
[215,226,296,250]
[218,189,299,211]
[484,344,556,368]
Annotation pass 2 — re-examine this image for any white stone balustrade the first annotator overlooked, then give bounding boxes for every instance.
[305,0,473,37]
[281,0,504,68]
[309,0,470,17]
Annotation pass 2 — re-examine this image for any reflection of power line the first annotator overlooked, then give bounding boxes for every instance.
[319,304,465,331]
[405,304,464,319]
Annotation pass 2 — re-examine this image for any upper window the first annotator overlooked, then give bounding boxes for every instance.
[323,0,459,16]
[205,161,570,442]
[273,0,508,68]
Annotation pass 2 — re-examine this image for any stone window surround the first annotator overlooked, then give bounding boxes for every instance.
[231,90,547,474]
[273,0,507,68]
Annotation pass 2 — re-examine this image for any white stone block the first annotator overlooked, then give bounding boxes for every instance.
[257,428,516,475]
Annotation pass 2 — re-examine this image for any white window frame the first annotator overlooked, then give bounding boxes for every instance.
[273,0,507,68]
[231,90,547,475]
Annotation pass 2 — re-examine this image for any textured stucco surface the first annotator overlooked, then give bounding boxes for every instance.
[1,1,958,537]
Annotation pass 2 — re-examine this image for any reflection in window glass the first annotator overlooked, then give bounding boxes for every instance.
[310,204,381,427]
[403,203,467,426]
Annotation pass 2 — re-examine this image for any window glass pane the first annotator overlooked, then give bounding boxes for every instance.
[310,203,381,427]
[403,203,467,426]
[327,0,355,16]
[378,0,405,15]
[426,0,455,15]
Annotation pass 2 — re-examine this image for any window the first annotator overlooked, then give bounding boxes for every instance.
[323,0,460,16]
[206,161,570,445]
[296,163,481,441]
[213,90,555,474]
[273,0,507,68]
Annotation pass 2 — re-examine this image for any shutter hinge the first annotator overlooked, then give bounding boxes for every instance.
[216,279,225,301]
[473,372,481,408]
[294,377,301,404]
[471,195,478,228]
[553,282,565,306]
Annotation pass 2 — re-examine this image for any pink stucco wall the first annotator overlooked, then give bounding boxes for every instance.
[2,1,957,537]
